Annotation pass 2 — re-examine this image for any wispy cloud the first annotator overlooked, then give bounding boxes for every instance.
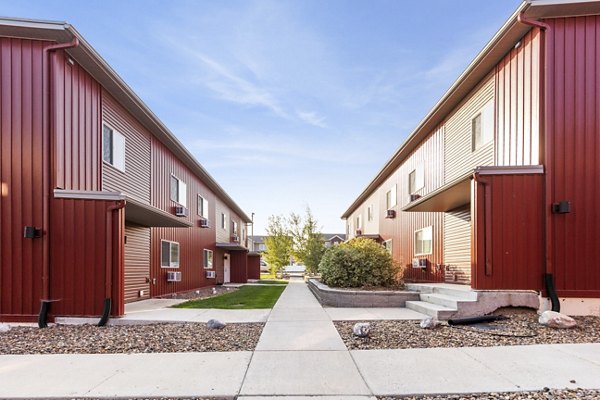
[296,110,327,128]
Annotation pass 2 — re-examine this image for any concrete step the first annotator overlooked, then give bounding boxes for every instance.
[405,300,457,320]
[405,283,478,301]
[419,292,477,309]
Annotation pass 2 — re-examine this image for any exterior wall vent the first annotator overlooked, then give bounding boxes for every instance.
[206,271,216,279]
[410,194,421,202]
[166,271,182,282]
[175,206,188,217]
[199,218,210,228]
[385,209,396,219]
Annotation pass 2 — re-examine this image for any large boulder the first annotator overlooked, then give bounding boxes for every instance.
[420,317,440,329]
[0,323,10,333]
[207,319,226,329]
[539,310,577,329]
[353,322,370,337]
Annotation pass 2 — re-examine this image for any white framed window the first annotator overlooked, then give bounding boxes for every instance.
[383,239,392,255]
[161,240,180,268]
[221,213,227,230]
[356,215,362,230]
[232,221,238,235]
[386,184,397,209]
[102,124,125,172]
[414,226,433,256]
[197,195,208,217]
[203,249,213,269]
[409,165,424,194]
[472,100,494,151]
[170,175,187,207]
[367,205,374,222]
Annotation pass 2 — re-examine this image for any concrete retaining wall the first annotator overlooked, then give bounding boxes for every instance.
[308,279,419,307]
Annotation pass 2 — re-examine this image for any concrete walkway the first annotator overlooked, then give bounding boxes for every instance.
[1,278,600,399]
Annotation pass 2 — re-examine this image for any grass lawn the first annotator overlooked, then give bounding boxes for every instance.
[259,272,278,279]
[255,280,288,285]
[174,285,286,309]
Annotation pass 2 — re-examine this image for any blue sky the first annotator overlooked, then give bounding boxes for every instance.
[1,0,521,234]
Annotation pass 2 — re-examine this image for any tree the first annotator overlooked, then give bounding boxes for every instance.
[263,215,293,275]
[289,207,326,274]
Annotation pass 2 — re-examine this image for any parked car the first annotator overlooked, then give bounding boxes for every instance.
[260,259,269,272]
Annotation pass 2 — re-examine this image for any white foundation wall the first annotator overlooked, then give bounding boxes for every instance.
[539,297,600,316]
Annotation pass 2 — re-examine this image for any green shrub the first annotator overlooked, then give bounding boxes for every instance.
[318,237,402,288]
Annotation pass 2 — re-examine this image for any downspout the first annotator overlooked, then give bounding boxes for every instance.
[99,199,126,327]
[517,14,559,312]
[39,37,80,328]
[473,173,492,279]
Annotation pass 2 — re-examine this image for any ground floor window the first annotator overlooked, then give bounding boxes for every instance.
[204,249,213,269]
[383,239,392,255]
[161,240,180,268]
[414,226,433,255]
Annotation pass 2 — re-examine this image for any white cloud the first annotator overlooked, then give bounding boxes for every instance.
[296,111,327,128]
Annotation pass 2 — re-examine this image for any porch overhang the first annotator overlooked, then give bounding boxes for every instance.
[216,242,248,251]
[402,172,472,212]
[53,189,193,228]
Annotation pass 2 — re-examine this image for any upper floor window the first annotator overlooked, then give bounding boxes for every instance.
[197,195,208,218]
[367,205,374,222]
[356,215,362,231]
[232,221,238,235]
[221,213,227,230]
[161,240,180,268]
[414,226,433,255]
[472,100,494,151]
[408,165,424,195]
[386,184,397,209]
[170,175,187,207]
[102,124,125,172]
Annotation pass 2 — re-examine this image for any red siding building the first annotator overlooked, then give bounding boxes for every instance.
[0,19,252,322]
[342,1,600,314]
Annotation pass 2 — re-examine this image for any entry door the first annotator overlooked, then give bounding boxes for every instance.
[224,253,231,283]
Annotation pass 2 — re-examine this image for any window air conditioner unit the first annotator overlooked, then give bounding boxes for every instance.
[412,258,427,269]
[175,206,188,217]
[166,271,182,282]
[206,270,216,279]
[410,194,421,202]
[355,229,362,236]
[199,218,210,228]
[232,234,240,243]
[386,209,396,219]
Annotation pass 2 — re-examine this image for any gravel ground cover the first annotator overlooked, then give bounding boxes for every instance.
[379,388,600,399]
[0,322,263,354]
[335,309,600,350]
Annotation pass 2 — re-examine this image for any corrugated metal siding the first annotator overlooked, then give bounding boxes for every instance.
[471,173,544,291]
[496,29,541,166]
[124,223,150,302]
[230,251,248,283]
[444,206,471,284]
[248,254,261,280]
[102,91,151,203]
[51,50,101,191]
[0,38,47,319]
[545,16,600,297]
[49,198,125,316]
[379,126,445,283]
[445,75,495,182]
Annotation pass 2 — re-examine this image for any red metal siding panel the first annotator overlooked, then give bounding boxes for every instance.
[496,29,541,166]
[471,173,544,291]
[51,50,101,191]
[49,198,124,317]
[379,126,445,283]
[545,16,600,297]
[247,254,261,280]
[230,251,248,284]
[0,38,48,320]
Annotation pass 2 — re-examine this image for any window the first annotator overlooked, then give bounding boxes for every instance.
[386,184,397,209]
[408,166,424,194]
[197,195,208,217]
[356,215,362,230]
[161,240,180,268]
[102,124,125,171]
[472,100,494,151]
[170,175,187,207]
[221,213,227,230]
[203,249,213,269]
[414,226,433,255]
[232,221,238,235]
[367,205,373,222]
[383,239,392,255]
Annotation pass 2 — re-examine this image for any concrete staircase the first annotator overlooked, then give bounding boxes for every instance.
[405,283,478,320]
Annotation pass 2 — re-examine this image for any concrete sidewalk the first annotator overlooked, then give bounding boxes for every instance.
[1,278,600,399]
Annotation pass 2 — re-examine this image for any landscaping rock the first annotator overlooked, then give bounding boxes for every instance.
[207,319,226,329]
[0,323,10,333]
[353,322,370,337]
[539,310,577,329]
[420,317,439,329]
